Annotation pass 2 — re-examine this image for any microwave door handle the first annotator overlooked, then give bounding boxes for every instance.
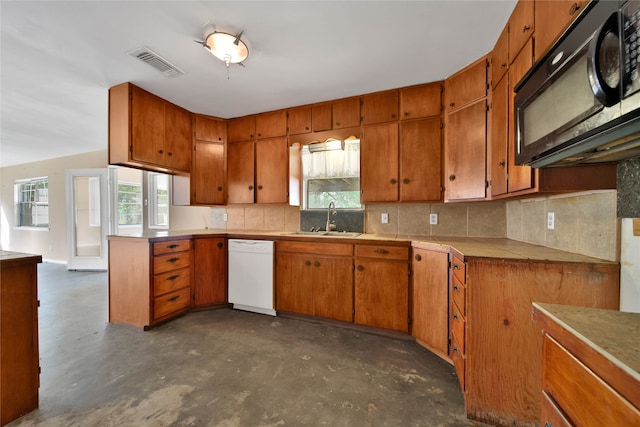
[588,11,623,107]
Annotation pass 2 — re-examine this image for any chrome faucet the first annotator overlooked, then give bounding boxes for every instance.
[326,201,336,232]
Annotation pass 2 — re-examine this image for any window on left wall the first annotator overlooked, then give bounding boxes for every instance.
[15,177,49,228]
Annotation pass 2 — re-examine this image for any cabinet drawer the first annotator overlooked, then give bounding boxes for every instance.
[153,239,190,255]
[277,241,353,257]
[451,302,465,354]
[154,287,191,320]
[543,336,640,426]
[451,275,466,316]
[451,253,466,284]
[355,245,409,260]
[153,267,190,296]
[450,332,465,391]
[153,252,190,275]
[541,391,572,427]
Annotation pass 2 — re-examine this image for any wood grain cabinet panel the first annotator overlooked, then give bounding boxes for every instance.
[255,137,288,204]
[400,82,442,119]
[228,115,256,142]
[400,117,442,202]
[256,110,287,139]
[194,114,225,142]
[444,58,488,112]
[287,106,312,135]
[535,0,587,61]
[411,247,449,359]
[361,90,399,125]
[192,141,225,205]
[193,237,227,308]
[312,103,333,132]
[508,0,534,62]
[227,141,255,204]
[491,24,509,89]
[489,72,509,197]
[332,97,361,129]
[361,123,399,202]
[163,102,192,172]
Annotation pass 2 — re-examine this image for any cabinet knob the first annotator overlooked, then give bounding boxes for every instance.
[305,260,311,267]
[390,178,397,185]
[452,313,460,322]
[258,133,262,137]
[305,126,309,130]
[402,178,410,184]
[453,283,460,292]
[414,254,422,261]
[335,122,341,127]
[453,263,461,270]
[499,160,506,167]
[501,63,507,68]
[569,2,580,15]
[218,137,222,141]
[404,112,410,116]
[217,186,223,191]
[449,102,455,108]
[391,114,397,118]
[314,261,320,267]
[452,345,460,356]
[159,149,164,154]
[258,185,263,190]
[167,152,173,156]
[250,134,254,138]
[217,242,223,248]
[248,185,254,190]
[449,174,456,182]
[523,25,530,33]
[357,265,364,272]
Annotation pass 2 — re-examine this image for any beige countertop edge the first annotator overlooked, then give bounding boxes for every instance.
[107,230,615,263]
[533,302,640,383]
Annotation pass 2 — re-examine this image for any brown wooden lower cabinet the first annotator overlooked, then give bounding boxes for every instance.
[411,246,449,359]
[193,237,227,308]
[457,257,620,426]
[108,236,193,329]
[1,251,42,426]
[354,244,410,332]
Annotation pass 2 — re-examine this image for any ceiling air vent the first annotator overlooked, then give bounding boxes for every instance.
[128,47,184,78]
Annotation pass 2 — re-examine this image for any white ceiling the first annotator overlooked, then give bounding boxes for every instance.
[0,1,516,168]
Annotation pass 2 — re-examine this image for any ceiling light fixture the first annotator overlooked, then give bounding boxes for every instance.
[195,29,249,79]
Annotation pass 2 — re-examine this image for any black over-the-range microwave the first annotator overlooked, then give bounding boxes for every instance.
[514,0,640,167]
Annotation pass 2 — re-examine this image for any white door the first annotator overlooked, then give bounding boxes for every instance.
[66,168,109,270]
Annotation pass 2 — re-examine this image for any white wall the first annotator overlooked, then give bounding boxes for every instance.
[0,150,108,262]
[620,218,640,313]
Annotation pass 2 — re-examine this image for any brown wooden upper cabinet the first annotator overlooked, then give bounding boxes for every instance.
[534,0,587,60]
[332,97,361,129]
[194,114,225,143]
[312,102,333,131]
[287,106,312,135]
[227,115,256,142]
[491,24,509,90]
[508,0,534,62]
[444,59,488,113]
[361,90,399,125]
[227,140,255,204]
[255,110,287,139]
[399,82,442,119]
[109,82,192,174]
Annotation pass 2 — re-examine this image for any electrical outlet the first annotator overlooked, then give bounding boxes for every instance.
[223,213,228,222]
[429,213,438,225]
[547,212,555,230]
[381,213,389,224]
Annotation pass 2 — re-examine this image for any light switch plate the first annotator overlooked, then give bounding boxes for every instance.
[429,213,438,225]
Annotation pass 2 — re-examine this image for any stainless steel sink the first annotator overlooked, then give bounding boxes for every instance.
[283,231,362,238]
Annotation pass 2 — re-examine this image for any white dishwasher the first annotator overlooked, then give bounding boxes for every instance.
[228,239,276,316]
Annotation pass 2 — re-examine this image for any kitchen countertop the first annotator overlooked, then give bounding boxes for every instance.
[532,302,640,408]
[108,230,616,264]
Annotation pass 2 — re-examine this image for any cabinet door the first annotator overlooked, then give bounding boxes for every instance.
[312,103,332,131]
[131,85,165,166]
[445,58,487,112]
[255,137,288,204]
[256,110,287,139]
[313,256,354,322]
[534,0,586,60]
[227,141,255,204]
[444,100,487,201]
[275,252,314,315]
[361,90,399,125]
[228,115,256,142]
[361,123,399,202]
[333,97,361,129]
[508,40,534,193]
[400,117,442,202]
[491,25,509,90]
[490,75,508,197]
[192,141,225,205]
[412,248,449,358]
[400,83,442,120]
[193,238,227,307]
[288,106,312,135]
[508,0,534,62]
[354,258,409,332]
[195,115,225,143]
[164,102,192,172]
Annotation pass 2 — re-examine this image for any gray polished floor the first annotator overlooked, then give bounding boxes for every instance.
[9,262,487,427]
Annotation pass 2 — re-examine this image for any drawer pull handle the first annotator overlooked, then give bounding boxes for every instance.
[453,283,460,292]
[453,263,461,270]
[522,25,530,33]
[452,345,460,355]
[374,249,389,254]
[569,2,580,16]
[414,254,422,261]
[167,257,179,263]
[167,295,180,302]
[452,313,460,322]
[544,423,552,427]
[167,244,179,249]
[167,275,179,281]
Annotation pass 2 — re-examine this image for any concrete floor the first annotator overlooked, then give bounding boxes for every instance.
[9,262,487,427]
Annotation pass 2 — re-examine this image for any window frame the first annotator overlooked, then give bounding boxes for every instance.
[14,176,49,229]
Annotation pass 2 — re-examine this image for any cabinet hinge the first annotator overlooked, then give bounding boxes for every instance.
[129,144,133,153]
[440,186,444,193]
[286,111,289,118]
[486,104,490,112]
[408,316,412,325]
[486,180,490,189]
[440,121,444,129]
